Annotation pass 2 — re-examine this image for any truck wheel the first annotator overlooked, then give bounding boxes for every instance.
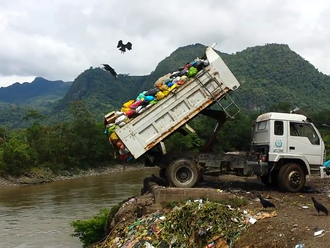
[277,163,306,192]
[166,159,199,188]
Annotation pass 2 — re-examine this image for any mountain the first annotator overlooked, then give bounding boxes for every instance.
[54,67,147,120]
[223,44,330,112]
[0,77,71,106]
[1,43,330,129]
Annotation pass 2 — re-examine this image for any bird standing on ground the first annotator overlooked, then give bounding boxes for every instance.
[117,40,132,53]
[258,194,275,208]
[311,197,328,215]
[102,64,118,80]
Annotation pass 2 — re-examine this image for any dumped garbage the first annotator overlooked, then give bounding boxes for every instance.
[103,57,210,161]
[314,229,325,237]
[92,198,277,248]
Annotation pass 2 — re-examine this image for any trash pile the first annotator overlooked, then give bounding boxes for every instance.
[93,198,276,248]
[103,57,210,162]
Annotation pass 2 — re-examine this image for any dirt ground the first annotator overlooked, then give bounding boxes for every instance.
[199,175,330,248]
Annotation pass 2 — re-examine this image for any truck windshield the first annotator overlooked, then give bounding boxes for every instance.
[290,122,320,145]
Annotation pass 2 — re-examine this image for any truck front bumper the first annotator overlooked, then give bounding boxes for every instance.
[246,160,268,176]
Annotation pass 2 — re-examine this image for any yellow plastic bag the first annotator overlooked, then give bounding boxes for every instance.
[160,84,169,91]
[123,100,134,108]
[155,91,165,100]
[162,90,170,96]
[110,132,119,142]
[120,107,130,113]
[169,83,179,91]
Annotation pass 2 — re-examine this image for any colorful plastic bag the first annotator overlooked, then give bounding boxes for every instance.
[123,100,134,108]
[187,66,198,77]
[110,132,119,142]
[145,88,160,96]
[125,108,137,118]
[155,91,165,100]
[130,100,143,109]
[144,95,155,102]
[120,107,130,113]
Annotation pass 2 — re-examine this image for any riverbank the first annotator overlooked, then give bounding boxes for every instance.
[0,163,151,188]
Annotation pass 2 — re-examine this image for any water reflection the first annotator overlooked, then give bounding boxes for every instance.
[0,167,158,248]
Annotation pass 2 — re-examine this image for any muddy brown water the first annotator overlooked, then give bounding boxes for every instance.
[0,167,159,248]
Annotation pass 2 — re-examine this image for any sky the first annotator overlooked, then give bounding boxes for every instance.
[0,0,329,87]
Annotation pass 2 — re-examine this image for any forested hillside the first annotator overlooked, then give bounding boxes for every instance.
[224,44,330,112]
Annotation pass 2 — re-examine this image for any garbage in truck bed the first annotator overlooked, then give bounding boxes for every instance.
[103,55,210,162]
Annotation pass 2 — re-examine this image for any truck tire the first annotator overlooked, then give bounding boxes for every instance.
[277,163,306,192]
[166,159,199,188]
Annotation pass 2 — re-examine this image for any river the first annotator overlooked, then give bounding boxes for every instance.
[0,167,159,248]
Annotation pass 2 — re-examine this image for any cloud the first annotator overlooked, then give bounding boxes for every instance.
[0,0,330,87]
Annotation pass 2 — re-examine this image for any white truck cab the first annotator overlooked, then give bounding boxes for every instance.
[249,112,325,192]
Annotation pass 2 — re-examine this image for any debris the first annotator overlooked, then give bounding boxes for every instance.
[314,229,325,237]
[255,211,277,220]
[295,244,305,248]
[248,217,257,224]
[302,206,309,209]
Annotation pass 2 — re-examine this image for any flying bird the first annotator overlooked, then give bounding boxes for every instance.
[311,197,328,215]
[102,64,118,80]
[258,194,275,208]
[117,40,132,53]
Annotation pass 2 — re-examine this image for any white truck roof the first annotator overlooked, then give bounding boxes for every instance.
[256,112,308,122]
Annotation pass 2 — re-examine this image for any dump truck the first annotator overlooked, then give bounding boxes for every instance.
[104,44,326,193]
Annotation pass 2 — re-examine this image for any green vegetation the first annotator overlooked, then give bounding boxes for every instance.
[70,208,111,248]
[70,198,129,248]
[0,101,116,177]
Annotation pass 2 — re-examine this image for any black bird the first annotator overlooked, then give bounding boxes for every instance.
[151,174,169,187]
[102,64,118,80]
[258,194,275,208]
[311,197,328,215]
[117,40,132,53]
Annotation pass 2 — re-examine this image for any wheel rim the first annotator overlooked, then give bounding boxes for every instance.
[175,167,193,185]
[288,170,301,188]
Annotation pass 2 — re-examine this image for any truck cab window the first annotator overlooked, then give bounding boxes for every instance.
[290,122,320,145]
[257,121,267,130]
[274,121,283,135]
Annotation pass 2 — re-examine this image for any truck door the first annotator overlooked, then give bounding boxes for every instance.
[288,122,323,165]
